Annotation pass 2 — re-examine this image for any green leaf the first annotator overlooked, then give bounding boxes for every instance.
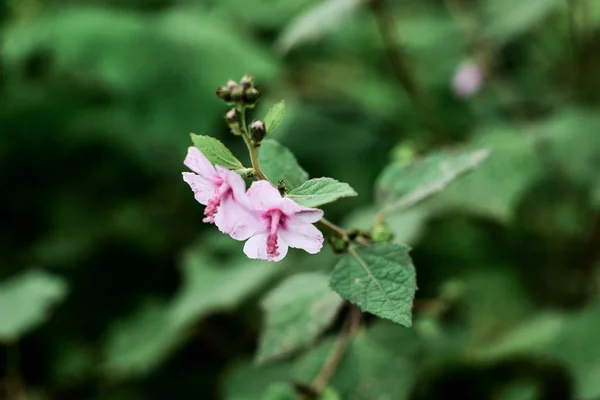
[260,382,296,400]
[0,270,68,342]
[256,273,344,364]
[293,321,422,399]
[330,243,416,326]
[483,0,563,43]
[259,139,309,189]
[376,149,489,214]
[190,134,244,170]
[102,300,180,377]
[287,178,357,207]
[275,0,363,54]
[428,126,543,221]
[319,388,342,400]
[264,100,286,136]
[103,237,282,378]
[223,359,294,400]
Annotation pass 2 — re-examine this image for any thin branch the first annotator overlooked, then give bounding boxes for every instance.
[318,218,348,239]
[369,0,448,143]
[239,107,268,180]
[309,305,362,394]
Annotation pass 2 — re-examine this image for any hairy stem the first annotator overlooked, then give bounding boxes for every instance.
[318,218,348,239]
[369,0,447,143]
[309,305,362,394]
[239,107,268,180]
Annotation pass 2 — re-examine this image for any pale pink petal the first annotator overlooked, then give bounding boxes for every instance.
[280,198,324,223]
[246,180,282,210]
[182,172,214,205]
[216,166,247,198]
[279,221,323,254]
[243,233,288,262]
[214,195,260,240]
[184,147,217,178]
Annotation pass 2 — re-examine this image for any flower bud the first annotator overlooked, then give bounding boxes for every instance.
[226,108,240,124]
[370,221,394,243]
[216,86,232,102]
[226,108,242,135]
[240,74,254,89]
[249,120,266,143]
[230,86,245,102]
[243,87,261,106]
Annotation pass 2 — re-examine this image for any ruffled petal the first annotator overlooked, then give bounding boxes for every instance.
[214,195,260,240]
[182,172,215,205]
[243,233,289,262]
[280,198,324,223]
[216,166,247,198]
[246,180,282,210]
[184,147,217,178]
[279,221,323,254]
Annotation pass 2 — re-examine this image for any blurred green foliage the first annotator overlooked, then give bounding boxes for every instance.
[0,0,599,399]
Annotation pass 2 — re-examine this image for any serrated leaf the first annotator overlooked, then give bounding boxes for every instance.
[287,178,357,207]
[275,0,363,54]
[330,244,416,326]
[259,139,309,189]
[190,134,244,170]
[428,126,544,221]
[264,101,285,136]
[256,273,344,364]
[0,270,68,342]
[376,149,489,214]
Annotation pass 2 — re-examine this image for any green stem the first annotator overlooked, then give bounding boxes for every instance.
[318,218,348,239]
[239,107,268,180]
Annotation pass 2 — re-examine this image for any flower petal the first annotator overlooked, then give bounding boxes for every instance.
[246,180,282,210]
[280,198,324,223]
[216,166,246,197]
[182,172,214,205]
[279,221,323,254]
[214,195,260,240]
[243,233,289,262]
[184,147,217,177]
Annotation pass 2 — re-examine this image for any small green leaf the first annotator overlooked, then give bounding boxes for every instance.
[330,243,416,326]
[377,149,489,213]
[259,139,309,189]
[287,178,357,207]
[256,273,344,364]
[264,100,285,136]
[319,388,342,400]
[190,134,244,170]
[276,0,363,54]
[0,270,68,342]
[260,382,296,400]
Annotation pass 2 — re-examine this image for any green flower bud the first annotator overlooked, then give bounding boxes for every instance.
[216,86,232,102]
[370,221,394,243]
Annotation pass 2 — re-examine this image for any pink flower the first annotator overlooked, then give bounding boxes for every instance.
[236,181,324,262]
[182,147,255,238]
[452,61,483,98]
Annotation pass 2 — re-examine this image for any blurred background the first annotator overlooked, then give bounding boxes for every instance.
[0,0,599,399]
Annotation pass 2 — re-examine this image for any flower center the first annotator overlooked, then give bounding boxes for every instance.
[203,182,229,223]
[266,209,282,258]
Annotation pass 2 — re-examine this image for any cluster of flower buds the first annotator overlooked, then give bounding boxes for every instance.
[216,75,261,107]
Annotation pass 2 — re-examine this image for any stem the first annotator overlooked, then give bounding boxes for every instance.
[318,218,348,239]
[369,0,448,143]
[239,107,268,180]
[309,305,362,394]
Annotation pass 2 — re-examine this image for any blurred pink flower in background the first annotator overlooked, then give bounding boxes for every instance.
[452,60,484,97]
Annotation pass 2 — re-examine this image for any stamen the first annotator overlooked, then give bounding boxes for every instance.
[266,210,282,258]
[203,183,228,223]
